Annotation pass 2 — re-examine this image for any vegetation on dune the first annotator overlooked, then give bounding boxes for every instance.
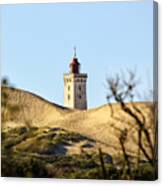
[1,126,156,180]
[1,126,108,178]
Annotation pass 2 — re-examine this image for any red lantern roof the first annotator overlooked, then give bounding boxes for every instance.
[69,47,80,74]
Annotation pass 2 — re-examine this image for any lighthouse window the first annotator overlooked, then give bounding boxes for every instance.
[68,86,70,91]
[78,95,82,99]
[68,94,70,100]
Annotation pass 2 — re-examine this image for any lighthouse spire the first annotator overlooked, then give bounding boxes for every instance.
[73,46,77,58]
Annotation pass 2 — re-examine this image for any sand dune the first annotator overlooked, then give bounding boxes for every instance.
[1,87,154,157]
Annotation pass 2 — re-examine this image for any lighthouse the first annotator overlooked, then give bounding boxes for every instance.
[64,48,87,109]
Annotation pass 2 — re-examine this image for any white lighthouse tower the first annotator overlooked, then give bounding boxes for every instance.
[64,48,87,109]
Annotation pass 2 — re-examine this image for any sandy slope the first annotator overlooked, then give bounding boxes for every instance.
[1,87,154,157]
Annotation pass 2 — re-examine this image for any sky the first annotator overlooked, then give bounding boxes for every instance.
[1,0,154,108]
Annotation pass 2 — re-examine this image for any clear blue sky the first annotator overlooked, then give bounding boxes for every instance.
[1,0,154,108]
